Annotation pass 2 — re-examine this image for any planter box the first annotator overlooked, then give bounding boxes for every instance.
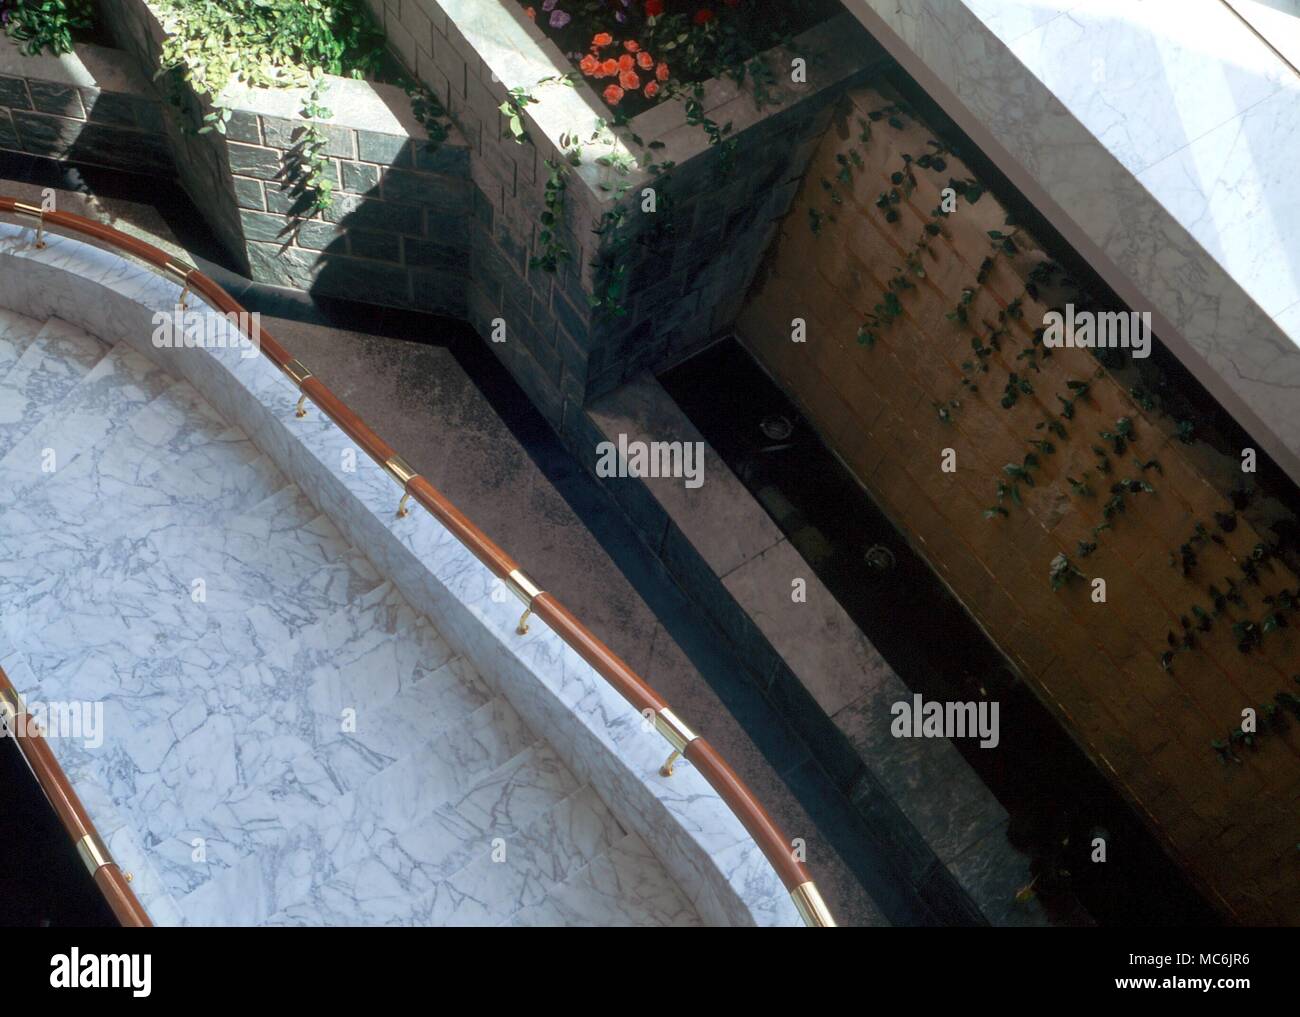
[99,0,474,317]
[0,34,170,174]
[374,0,888,430]
[85,0,886,433]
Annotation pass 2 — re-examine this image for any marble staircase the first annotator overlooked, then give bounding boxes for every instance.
[0,307,700,927]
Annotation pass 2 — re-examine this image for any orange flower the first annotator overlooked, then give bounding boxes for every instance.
[636,51,654,69]
[525,5,535,17]
[579,54,600,76]
[643,81,660,99]
[592,32,613,48]
[620,69,640,90]
[603,84,625,105]
[618,53,634,70]
[624,40,640,53]
[600,58,618,77]
[655,61,669,81]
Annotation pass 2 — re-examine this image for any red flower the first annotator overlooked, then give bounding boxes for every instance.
[603,84,625,105]
[524,6,535,18]
[624,39,640,53]
[592,32,613,48]
[655,61,670,81]
[579,54,600,76]
[645,0,664,15]
[693,9,714,24]
[644,81,660,98]
[620,69,640,90]
[600,58,619,77]
[636,51,654,69]
[618,53,634,70]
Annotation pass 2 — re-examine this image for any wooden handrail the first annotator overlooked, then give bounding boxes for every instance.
[0,665,151,927]
[0,197,835,927]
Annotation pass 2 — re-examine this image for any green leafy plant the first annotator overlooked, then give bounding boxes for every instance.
[285,78,335,216]
[500,86,540,144]
[3,0,94,55]
[1050,552,1083,591]
[529,158,572,274]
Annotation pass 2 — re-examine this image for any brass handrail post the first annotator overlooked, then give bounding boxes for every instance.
[164,260,194,309]
[384,455,419,518]
[506,568,542,634]
[654,708,697,777]
[282,359,313,418]
[12,202,46,248]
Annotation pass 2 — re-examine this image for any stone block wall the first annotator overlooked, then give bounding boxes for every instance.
[0,36,170,175]
[100,0,472,316]
[373,0,887,433]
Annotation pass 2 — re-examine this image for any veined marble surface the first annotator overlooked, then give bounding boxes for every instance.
[842,0,1300,484]
[0,223,794,925]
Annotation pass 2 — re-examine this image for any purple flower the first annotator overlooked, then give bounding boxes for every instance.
[549,10,571,27]
[542,0,558,9]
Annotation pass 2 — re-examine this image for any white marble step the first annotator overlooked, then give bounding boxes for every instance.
[0,318,109,462]
[230,486,325,550]
[286,655,493,798]
[0,308,45,386]
[0,443,283,621]
[56,585,463,909]
[172,693,537,925]
[369,741,584,890]
[424,783,628,926]
[143,509,385,651]
[0,342,173,495]
[508,830,701,927]
[0,376,277,599]
[256,581,456,736]
[256,741,586,926]
[0,508,387,769]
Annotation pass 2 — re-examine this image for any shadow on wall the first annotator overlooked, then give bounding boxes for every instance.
[242,87,473,323]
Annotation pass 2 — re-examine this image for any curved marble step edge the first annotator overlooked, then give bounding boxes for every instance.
[0,223,801,927]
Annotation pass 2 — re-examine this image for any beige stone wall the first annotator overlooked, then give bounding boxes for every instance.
[738,85,1300,924]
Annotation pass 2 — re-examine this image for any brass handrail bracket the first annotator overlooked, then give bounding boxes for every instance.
[282,359,313,418]
[654,707,698,776]
[506,568,543,634]
[164,260,193,309]
[13,202,45,248]
[384,454,419,518]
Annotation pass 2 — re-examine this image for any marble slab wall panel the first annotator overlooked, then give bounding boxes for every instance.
[0,223,801,927]
[839,0,1300,488]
